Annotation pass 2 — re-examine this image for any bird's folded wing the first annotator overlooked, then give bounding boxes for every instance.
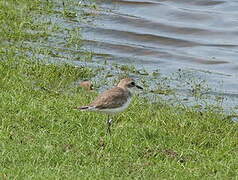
[90,87,130,109]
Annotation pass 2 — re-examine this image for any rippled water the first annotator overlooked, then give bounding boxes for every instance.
[26,0,238,112]
[78,0,238,109]
[85,0,238,72]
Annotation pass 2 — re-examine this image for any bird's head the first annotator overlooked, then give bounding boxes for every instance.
[117,78,143,90]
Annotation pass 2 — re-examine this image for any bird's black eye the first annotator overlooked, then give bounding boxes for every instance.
[130,82,135,86]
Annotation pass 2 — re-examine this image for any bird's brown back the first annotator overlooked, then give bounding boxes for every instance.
[90,87,131,109]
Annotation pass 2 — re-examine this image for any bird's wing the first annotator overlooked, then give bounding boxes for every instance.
[90,87,130,109]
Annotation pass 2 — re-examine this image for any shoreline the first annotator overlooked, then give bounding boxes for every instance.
[0,0,238,179]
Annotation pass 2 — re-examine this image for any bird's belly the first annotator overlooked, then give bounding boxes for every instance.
[99,98,132,114]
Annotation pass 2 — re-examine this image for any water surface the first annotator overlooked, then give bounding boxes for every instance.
[79,0,238,109]
[26,0,238,112]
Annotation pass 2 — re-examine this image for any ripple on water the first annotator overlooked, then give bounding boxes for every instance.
[77,0,238,111]
[27,0,238,112]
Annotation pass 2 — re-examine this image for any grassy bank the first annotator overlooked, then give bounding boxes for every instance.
[1,0,238,179]
[1,55,238,179]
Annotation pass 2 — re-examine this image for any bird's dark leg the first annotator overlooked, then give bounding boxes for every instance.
[107,115,112,135]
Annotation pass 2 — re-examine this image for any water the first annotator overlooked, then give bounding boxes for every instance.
[82,0,238,76]
[27,0,238,113]
[79,0,238,110]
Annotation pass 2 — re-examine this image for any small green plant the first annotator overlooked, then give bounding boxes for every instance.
[66,28,83,49]
[63,10,77,18]
[151,80,174,95]
[117,64,142,75]
[174,69,211,99]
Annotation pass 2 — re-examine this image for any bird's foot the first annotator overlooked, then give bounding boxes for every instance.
[108,119,113,125]
[107,119,113,135]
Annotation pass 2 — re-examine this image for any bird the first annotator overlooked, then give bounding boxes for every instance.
[79,80,93,91]
[75,78,143,134]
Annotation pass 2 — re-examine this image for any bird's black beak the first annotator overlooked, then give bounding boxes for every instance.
[135,84,143,90]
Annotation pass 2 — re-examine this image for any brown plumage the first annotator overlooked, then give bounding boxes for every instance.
[79,81,93,91]
[77,78,142,113]
[75,78,143,134]
[88,86,131,109]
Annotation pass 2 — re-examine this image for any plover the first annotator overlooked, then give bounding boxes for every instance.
[75,78,143,134]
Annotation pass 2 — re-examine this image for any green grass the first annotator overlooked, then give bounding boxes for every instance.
[0,0,53,43]
[0,0,238,179]
[0,57,238,179]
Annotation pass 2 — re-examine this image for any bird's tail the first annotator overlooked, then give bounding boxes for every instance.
[74,106,89,110]
[74,106,95,111]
